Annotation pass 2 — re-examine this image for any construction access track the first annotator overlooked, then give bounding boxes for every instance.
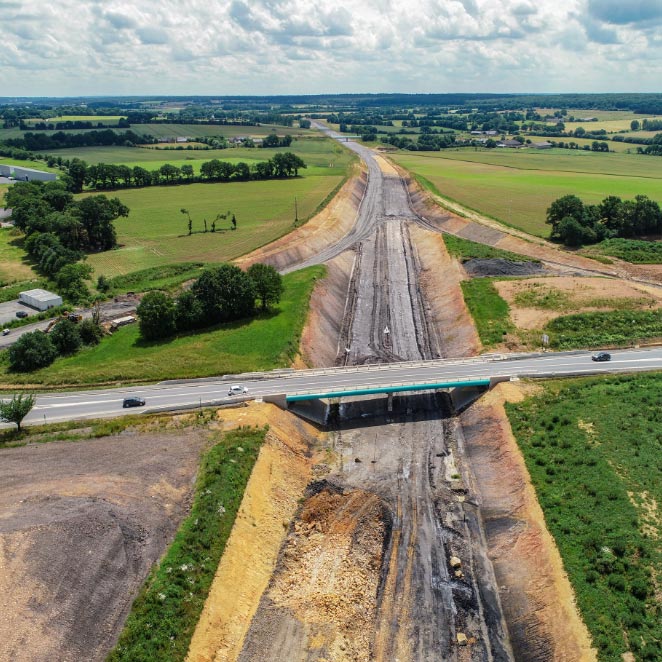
[235,127,514,661]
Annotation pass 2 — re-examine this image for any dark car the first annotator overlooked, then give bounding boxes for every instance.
[123,397,146,408]
[16,310,28,319]
[591,352,611,362]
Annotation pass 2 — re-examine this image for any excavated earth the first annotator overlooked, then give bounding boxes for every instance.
[0,424,209,662]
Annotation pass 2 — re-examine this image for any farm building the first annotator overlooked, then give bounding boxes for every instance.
[531,141,553,149]
[0,164,56,182]
[19,288,63,311]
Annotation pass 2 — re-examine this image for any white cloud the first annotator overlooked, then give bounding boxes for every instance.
[0,0,659,95]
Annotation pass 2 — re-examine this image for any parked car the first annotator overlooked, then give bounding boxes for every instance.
[123,397,146,408]
[591,352,611,362]
[16,310,28,318]
[227,385,248,396]
[2,329,9,336]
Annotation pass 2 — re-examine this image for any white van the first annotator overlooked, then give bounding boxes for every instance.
[228,385,248,396]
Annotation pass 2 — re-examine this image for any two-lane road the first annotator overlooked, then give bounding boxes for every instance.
[10,347,662,426]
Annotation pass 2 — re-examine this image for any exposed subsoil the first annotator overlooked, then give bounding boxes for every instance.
[187,404,323,662]
[494,276,662,331]
[0,425,209,662]
[459,383,596,661]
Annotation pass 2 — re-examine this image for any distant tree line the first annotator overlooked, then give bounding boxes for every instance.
[547,194,662,247]
[137,263,284,341]
[4,129,154,152]
[4,181,128,295]
[20,119,132,131]
[62,152,306,193]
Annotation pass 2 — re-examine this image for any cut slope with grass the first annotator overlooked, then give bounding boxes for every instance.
[506,375,662,662]
[0,266,325,386]
[460,278,514,346]
[443,233,539,262]
[108,425,266,662]
[581,238,662,264]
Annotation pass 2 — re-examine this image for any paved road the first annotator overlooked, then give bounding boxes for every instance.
[9,347,662,426]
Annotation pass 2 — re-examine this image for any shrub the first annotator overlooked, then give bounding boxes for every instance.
[8,330,57,372]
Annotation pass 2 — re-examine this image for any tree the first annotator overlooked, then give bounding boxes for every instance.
[231,214,237,230]
[631,120,640,131]
[56,262,94,302]
[67,158,88,193]
[78,319,104,345]
[0,393,36,432]
[191,264,256,324]
[137,291,177,340]
[181,208,192,235]
[175,290,205,331]
[556,216,591,247]
[247,263,284,310]
[8,331,57,372]
[546,194,585,238]
[50,319,83,355]
[74,195,129,251]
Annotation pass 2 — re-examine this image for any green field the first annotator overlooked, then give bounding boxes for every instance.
[507,375,662,661]
[391,149,662,237]
[0,229,36,283]
[86,175,343,276]
[0,266,324,386]
[0,157,60,174]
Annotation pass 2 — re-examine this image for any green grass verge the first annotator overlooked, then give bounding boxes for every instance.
[582,238,662,265]
[392,149,662,237]
[545,309,662,349]
[443,233,539,263]
[0,229,37,283]
[460,278,514,347]
[0,266,325,386]
[107,263,206,294]
[107,425,266,662]
[506,375,662,661]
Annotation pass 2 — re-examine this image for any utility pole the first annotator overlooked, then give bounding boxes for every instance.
[294,197,299,226]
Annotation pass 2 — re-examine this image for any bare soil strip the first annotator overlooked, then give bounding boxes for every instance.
[0,425,208,662]
[187,404,322,662]
[460,383,596,661]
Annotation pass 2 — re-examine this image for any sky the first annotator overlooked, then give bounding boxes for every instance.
[1,0,661,96]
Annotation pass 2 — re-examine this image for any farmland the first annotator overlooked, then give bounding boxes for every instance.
[392,149,662,236]
[0,266,324,386]
[506,374,662,661]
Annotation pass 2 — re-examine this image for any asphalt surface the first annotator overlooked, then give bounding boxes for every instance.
[10,348,662,426]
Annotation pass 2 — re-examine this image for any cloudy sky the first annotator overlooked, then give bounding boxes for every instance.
[1,0,661,96]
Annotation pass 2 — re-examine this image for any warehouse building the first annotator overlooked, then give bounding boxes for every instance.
[19,288,63,311]
[0,164,57,182]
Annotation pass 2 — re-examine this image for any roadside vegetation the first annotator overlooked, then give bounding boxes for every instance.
[442,233,539,262]
[581,238,662,264]
[108,425,265,662]
[0,266,324,386]
[506,375,662,661]
[460,278,514,346]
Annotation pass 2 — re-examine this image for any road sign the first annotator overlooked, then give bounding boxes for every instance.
[542,334,549,346]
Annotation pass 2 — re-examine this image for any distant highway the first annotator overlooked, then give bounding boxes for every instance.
[7,347,662,426]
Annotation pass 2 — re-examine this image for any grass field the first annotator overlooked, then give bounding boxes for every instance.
[0,229,36,283]
[86,175,343,276]
[0,158,61,174]
[460,278,514,346]
[443,234,538,263]
[0,266,324,386]
[108,425,265,662]
[506,375,662,661]
[391,149,662,237]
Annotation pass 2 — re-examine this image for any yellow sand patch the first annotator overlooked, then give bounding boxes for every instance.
[186,403,323,662]
[371,154,399,176]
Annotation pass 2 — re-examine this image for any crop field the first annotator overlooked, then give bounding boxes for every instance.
[0,266,324,386]
[533,136,637,153]
[136,123,313,139]
[506,374,662,662]
[391,149,662,236]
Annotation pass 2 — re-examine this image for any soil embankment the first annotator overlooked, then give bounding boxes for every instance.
[186,404,324,662]
[236,166,367,273]
[460,383,596,661]
[0,426,208,662]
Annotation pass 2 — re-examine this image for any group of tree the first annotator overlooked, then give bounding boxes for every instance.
[4,181,128,294]
[8,318,104,373]
[137,263,283,341]
[63,152,306,193]
[547,194,662,247]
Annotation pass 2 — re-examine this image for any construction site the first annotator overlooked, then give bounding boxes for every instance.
[7,128,647,661]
